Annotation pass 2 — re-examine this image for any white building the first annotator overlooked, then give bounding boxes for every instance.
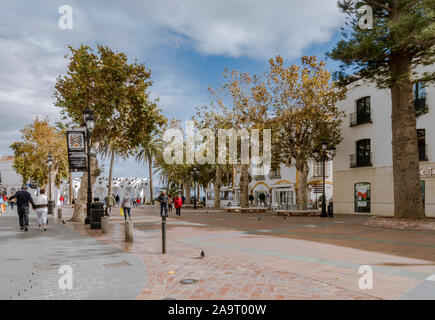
[0,156,23,196]
[333,67,435,216]
[66,176,150,203]
[205,160,333,209]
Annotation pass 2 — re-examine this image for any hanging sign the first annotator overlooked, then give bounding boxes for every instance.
[67,129,87,172]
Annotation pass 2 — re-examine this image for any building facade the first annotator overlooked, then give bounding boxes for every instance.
[205,160,333,209]
[333,67,435,217]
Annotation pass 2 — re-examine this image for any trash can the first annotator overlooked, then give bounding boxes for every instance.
[327,202,334,218]
[47,200,55,215]
[90,202,104,229]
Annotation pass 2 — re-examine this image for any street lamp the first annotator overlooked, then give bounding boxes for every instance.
[191,166,199,209]
[313,141,336,218]
[83,107,95,224]
[47,154,54,215]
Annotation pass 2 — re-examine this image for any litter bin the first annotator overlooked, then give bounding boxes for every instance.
[327,202,333,218]
[47,200,55,215]
[90,202,104,229]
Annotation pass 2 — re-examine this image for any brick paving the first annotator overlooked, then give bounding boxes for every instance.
[59,205,435,300]
[3,205,435,300]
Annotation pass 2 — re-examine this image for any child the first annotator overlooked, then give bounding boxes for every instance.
[174,194,182,216]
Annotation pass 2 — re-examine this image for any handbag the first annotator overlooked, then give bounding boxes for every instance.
[120,207,124,216]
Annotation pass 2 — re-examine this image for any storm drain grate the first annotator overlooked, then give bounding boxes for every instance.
[103,261,132,268]
[179,279,198,285]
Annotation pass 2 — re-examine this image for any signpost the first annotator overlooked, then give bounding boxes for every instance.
[67,129,87,172]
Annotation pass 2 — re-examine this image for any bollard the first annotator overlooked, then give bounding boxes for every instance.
[124,220,134,242]
[162,216,166,254]
[57,208,62,220]
[101,216,109,233]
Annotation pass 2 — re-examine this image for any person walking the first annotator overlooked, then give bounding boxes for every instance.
[34,189,48,231]
[104,193,115,216]
[0,194,5,214]
[8,184,35,231]
[168,194,173,213]
[174,194,182,216]
[158,191,168,218]
[121,194,132,221]
[115,194,120,207]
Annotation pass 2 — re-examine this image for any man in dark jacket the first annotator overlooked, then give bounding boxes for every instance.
[157,191,168,217]
[8,184,35,231]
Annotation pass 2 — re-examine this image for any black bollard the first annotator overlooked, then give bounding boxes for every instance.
[162,215,166,254]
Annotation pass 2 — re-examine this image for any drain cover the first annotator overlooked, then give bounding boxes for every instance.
[179,279,198,285]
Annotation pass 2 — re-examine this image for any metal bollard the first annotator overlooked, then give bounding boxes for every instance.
[57,208,62,220]
[162,216,166,254]
[124,220,134,242]
[101,216,109,233]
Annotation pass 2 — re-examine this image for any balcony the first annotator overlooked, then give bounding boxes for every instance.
[252,175,265,180]
[415,94,428,116]
[350,153,372,168]
[269,171,281,179]
[419,144,429,162]
[349,112,372,127]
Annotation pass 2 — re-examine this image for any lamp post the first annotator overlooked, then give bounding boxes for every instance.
[47,154,54,215]
[83,107,95,225]
[313,142,336,218]
[191,166,199,209]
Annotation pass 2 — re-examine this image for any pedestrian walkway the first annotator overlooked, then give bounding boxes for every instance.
[0,210,147,300]
[2,205,435,300]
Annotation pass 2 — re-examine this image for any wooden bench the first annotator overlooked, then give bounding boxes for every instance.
[276,209,320,217]
[225,207,268,213]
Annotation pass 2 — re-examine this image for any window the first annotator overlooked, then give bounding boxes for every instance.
[350,97,371,126]
[414,82,427,114]
[350,139,372,168]
[313,161,329,177]
[417,129,428,161]
[354,182,371,213]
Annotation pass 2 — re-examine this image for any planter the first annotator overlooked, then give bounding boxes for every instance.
[364,216,435,231]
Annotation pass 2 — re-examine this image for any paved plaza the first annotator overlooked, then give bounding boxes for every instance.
[1,205,435,300]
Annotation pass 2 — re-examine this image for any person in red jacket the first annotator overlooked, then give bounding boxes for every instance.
[174,194,183,216]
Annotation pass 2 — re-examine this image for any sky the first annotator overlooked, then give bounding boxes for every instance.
[0,0,346,183]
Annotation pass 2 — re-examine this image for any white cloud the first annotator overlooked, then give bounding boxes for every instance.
[139,0,343,59]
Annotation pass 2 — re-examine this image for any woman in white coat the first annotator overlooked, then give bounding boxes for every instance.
[35,189,48,231]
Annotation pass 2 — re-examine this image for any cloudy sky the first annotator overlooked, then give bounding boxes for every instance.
[0,0,345,182]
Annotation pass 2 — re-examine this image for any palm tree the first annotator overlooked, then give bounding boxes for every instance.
[136,137,162,204]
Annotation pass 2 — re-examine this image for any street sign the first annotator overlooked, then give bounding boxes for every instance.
[67,129,87,172]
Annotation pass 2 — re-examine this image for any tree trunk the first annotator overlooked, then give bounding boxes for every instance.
[184,178,192,205]
[295,159,308,210]
[390,55,425,219]
[107,148,115,196]
[214,165,221,208]
[148,152,154,205]
[68,173,73,205]
[70,156,99,223]
[240,164,249,208]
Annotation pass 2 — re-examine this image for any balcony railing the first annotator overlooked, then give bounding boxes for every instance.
[419,144,429,162]
[350,153,373,168]
[269,171,281,179]
[252,175,265,180]
[350,112,372,127]
[415,94,428,116]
